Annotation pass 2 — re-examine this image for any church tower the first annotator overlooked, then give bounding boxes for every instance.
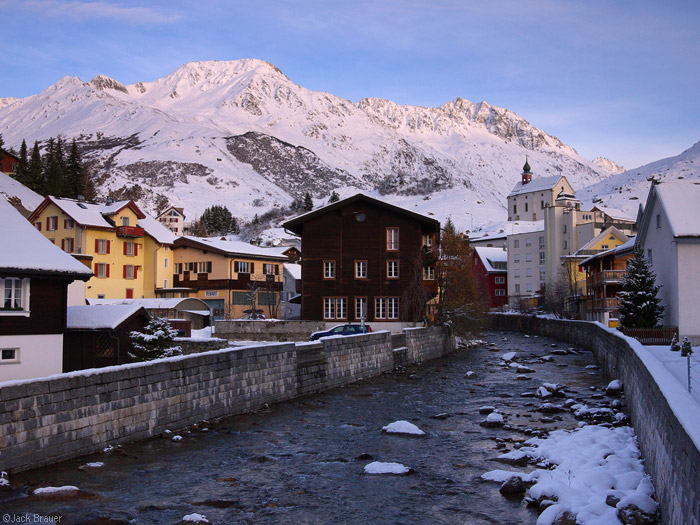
[521,156,532,185]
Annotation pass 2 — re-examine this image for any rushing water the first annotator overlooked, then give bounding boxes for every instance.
[1,331,623,524]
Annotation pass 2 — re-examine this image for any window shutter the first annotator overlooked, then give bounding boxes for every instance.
[106,240,111,254]
[251,263,255,273]
[134,267,138,279]
[95,239,99,252]
[37,223,42,231]
[61,239,65,250]
[134,243,138,256]
[46,217,50,230]
[275,264,279,275]
[123,265,127,278]
[106,264,110,278]
[123,242,127,255]
[64,219,67,229]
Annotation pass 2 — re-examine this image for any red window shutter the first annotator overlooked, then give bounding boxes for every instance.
[63,219,67,229]
[123,265,127,278]
[46,217,50,230]
[134,243,139,256]
[106,264,110,278]
[95,239,99,252]
[123,242,127,255]
[61,239,65,250]
[134,267,138,279]
[107,240,111,254]
[37,223,42,231]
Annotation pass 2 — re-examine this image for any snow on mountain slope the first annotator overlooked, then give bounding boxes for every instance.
[0,59,611,231]
[579,140,700,217]
[592,157,625,174]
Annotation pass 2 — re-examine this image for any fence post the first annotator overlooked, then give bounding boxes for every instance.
[689,355,692,394]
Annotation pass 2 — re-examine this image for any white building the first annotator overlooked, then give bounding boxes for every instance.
[506,222,546,308]
[507,160,575,222]
[157,206,186,236]
[281,263,301,319]
[636,182,700,342]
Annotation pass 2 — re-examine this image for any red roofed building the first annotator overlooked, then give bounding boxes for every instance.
[473,246,508,309]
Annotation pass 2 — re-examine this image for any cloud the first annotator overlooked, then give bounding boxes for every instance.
[11,0,181,24]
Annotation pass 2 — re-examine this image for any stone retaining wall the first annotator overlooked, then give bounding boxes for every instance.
[175,338,230,355]
[0,326,453,474]
[490,314,700,525]
[214,320,324,342]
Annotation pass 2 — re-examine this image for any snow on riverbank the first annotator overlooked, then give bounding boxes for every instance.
[483,424,657,524]
[646,344,699,404]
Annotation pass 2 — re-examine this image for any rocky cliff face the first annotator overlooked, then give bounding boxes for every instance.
[0,59,611,226]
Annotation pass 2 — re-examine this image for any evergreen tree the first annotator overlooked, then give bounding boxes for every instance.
[329,191,340,203]
[252,213,260,225]
[27,141,43,193]
[199,205,238,236]
[66,139,85,198]
[618,248,665,328]
[443,217,456,235]
[303,192,313,211]
[129,318,182,361]
[15,140,28,184]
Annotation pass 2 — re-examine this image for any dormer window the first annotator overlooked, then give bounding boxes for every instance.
[121,217,130,226]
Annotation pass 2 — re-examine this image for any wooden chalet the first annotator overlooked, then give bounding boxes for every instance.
[282,193,440,324]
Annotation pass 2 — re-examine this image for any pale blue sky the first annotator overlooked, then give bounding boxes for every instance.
[1,0,699,169]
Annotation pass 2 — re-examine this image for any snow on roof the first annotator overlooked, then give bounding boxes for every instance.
[87,298,210,310]
[580,236,636,266]
[508,175,563,197]
[473,246,507,273]
[575,226,628,254]
[469,219,543,242]
[46,197,114,228]
[284,263,302,280]
[0,196,94,277]
[654,182,700,237]
[0,171,43,211]
[591,205,634,222]
[66,304,146,330]
[182,236,289,258]
[138,213,177,245]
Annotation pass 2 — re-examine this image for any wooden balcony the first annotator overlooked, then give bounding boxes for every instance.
[588,297,620,311]
[587,270,625,288]
[116,225,145,238]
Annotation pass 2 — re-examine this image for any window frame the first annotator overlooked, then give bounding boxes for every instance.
[355,260,368,279]
[423,265,435,281]
[386,260,399,279]
[323,296,347,320]
[0,348,20,364]
[386,227,399,251]
[323,260,336,280]
[354,296,368,321]
[1,278,30,315]
[494,276,505,284]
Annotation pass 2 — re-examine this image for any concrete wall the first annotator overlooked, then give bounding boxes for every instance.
[0,326,453,474]
[215,320,325,341]
[0,334,63,383]
[490,314,700,525]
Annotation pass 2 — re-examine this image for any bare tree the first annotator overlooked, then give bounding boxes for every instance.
[401,251,433,322]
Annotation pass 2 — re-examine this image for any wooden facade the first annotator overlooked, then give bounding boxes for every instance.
[283,194,440,323]
[0,278,69,336]
[0,150,19,175]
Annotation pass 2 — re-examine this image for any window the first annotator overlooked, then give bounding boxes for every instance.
[525,238,531,247]
[324,297,347,319]
[541,201,545,209]
[526,268,533,277]
[513,239,520,248]
[423,266,435,280]
[97,294,105,299]
[386,228,399,251]
[2,278,28,312]
[355,260,368,279]
[495,289,506,296]
[539,236,545,250]
[563,240,568,250]
[121,217,130,226]
[525,203,529,212]
[126,288,134,299]
[601,244,609,250]
[647,249,653,265]
[263,263,277,275]
[495,276,505,284]
[514,269,521,278]
[1,348,19,363]
[563,225,567,234]
[34,221,42,231]
[175,263,182,274]
[355,297,368,320]
[124,241,135,256]
[96,263,109,278]
[515,284,521,293]
[198,261,212,273]
[539,251,545,264]
[387,297,399,319]
[163,279,168,288]
[375,297,399,320]
[387,260,399,279]
[514,254,520,263]
[258,292,278,306]
[124,265,135,280]
[656,214,661,229]
[323,260,336,279]
[64,218,74,229]
[540,270,546,282]
[164,258,169,268]
[47,216,57,231]
[526,283,533,293]
[185,262,197,272]
[61,238,74,253]
[525,253,532,262]
[96,239,110,255]
[513,204,517,214]
[232,291,248,305]
[235,261,251,273]
[422,234,435,248]
[164,246,169,253]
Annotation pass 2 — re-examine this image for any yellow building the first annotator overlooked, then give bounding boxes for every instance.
[28,197,176,299]
[173,237,288,319]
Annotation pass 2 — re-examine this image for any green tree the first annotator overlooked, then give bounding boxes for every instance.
[129,317,182,361]
[15,140,28,185]
[329,191,340,203]
[66,139,85,198]
[27,141,43,193]
[617,247,665,328]
[42,137,68,196]
[199,205,238,236]
[303,192,313,211]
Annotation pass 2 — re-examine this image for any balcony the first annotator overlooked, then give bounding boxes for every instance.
[586,270,625,288]
[116,225,145,238]
[588,297,620,311]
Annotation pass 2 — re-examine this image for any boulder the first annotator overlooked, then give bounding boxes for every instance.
[499,476,525,496]
[617,503,659,525]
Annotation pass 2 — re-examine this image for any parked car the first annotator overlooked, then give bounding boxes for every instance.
[310,324,372,341]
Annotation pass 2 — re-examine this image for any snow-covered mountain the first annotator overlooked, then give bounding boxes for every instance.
[579,140,700,217]
[591,157,625,174]
[0,59,612,230]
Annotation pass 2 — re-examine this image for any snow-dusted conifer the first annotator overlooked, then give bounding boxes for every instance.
[129,317,182,361]
[681,337,693,357]
[303,192,313,211]
[617,248,664,328]
[669,334,680,352]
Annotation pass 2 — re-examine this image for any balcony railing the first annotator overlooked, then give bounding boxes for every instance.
[587,270,626,288]
[116,225,145,238]
[588,297,620,311]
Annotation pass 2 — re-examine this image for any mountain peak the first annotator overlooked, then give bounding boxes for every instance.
[90,74,128,93]
[591,157,625,174]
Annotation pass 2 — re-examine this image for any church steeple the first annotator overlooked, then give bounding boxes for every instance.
[522,155,532,185]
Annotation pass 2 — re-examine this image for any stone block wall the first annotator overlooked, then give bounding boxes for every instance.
[176,338,230,355]
[490,314,700,525]
[0,326,452,474]
[214,320,324,341]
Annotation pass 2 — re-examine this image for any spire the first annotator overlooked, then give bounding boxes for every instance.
[521,155,532,185]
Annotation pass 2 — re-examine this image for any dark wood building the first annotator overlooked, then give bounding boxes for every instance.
[283,194,440,323]
[0,150,19,176]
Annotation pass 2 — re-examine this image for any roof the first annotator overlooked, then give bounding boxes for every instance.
[508,175,565,197]
[580,236,637,267]
[157,206,186,219]
[654,182,700,237]
[284,263,302,280]
[66,304,147,330]
[0,171,44,212]
[175,236,290,260]
[473,246,507,273]
[282,193,440,235]
[86,297,211,310]
[575,226,629,254]
[28,196,140,229]
[0,196,94,278]
[138,213,177,245]
[591,205,635,222]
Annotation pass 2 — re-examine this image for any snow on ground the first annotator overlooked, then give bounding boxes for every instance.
[381,420,425,436]
[483,425,656,525]
[364,462,412,475]
[33,486,80,495]
[646,345,700,404]
[182,513,209,523]
[501,351,517,362]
